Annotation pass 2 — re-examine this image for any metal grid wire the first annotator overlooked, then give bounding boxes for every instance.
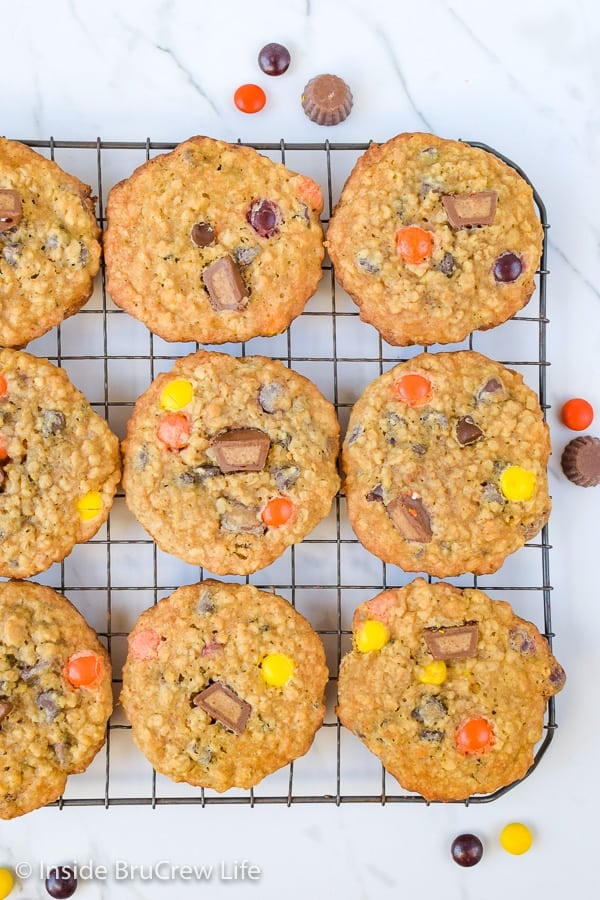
[17,137,553,807]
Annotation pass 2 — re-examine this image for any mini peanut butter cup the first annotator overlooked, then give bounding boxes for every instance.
[561,435,600,487]
[301,74,353,126]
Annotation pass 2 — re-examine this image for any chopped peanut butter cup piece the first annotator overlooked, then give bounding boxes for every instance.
[202,255,248,312]
[442,191,497,228]
[0,189,22,232]
[456,415,484,446]
[423,624,479,660]
[386,494,432,542]
[212,428,270,473]
[192,682,252,735]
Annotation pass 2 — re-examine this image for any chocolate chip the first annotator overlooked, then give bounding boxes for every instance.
[179,464,221,485]
[192,682,252,735]
[436,252,456,276]
[220,502,265,535]
[366,484,384,502]
[549,664,566,690]
[412,443,427,456]
[201,640,224,657]
[2,242,22,267]
[478,377,504,401]
[411,695,447,724]
[258,382,285,414]
[0,190,22,232]
[43,234,60,251]
[79,242,89,266]
[196,590,216,615]
[386,494,432,542]
[442,191,498,228]
[272,464,300,492]
[481,482,504,504]
[136,446,150,471]
[456,415,484,447]
[419,729,445,743]
[212,428,270,474]
[346,424,363,445]
[508,627,537,656]
[420,410,448,430]
[356,252,382,275]
[246,199,281,238]
[301,73,353,126]
[191,222,216,247]
[53,741,71,767]
[36,691,60,721]
[187,742,214,765]
[232,245,260,268]
[41,409,66,437]
[0,700,12,722]
[423,624,479,660]
[202,256,248,312]
[419,147,438,159]
[20,660,48,682]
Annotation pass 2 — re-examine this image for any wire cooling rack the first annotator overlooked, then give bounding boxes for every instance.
[14,137,553,807]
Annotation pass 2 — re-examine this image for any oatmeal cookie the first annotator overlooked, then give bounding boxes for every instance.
[121,580,328,791]
[104,136,324,344]
[342,351,550,576]
[0,580,112,819]
[0,349,121,578]
[337,578,565,801]
[122,350,340,575]
[0,138,101,348]
[326,132,543,346]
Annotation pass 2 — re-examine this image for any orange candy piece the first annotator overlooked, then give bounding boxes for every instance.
[156,413,191,450]
[0,374,7,398]
[298,177,323,212]
[456,717,495,754]
[395,226,434,264]
[0,434,8,461]
[561,398,594,431]
[234,84,266,114]
[64,652,104,688]
[129,628,162,661]
[262,496,294,527]
[392,373,432,406]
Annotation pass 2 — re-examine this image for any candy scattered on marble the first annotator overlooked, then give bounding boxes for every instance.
[561,435,600,487]
[301,74,353,125]
[258,42,291,76]
[234,83,266,113]
[561,397,594,431]
[0,868,14,900]
[45,865,77,898]
[451,834,484,867]
[500,822,533,855]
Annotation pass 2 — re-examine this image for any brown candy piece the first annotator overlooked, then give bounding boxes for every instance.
[478,377,504,400]
[386,493,432,542]
[0,699,12,721]
[561,436,600,487]
[301,74,353,126]
[192,682,251,735]
[456,415,484,446]
[0,189,22,232]
[423,624,479,660]
[191,222,215,247]
[202,256,248,312]
[442,191,497,227]
[212,428,270,473]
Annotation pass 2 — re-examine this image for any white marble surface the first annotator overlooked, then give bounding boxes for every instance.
[2,0,600,897]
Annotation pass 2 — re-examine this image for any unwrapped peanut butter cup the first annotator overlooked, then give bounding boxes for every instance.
[301,74,353,126]
[561,435,600,487]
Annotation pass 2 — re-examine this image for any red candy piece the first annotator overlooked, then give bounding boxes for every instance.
[0,434,8,460]
[129,628,162,660]
[395,226,434,264]
[456,717,494,754]
[262,496,294,526]
[392,373,432,407]
[234,84,266,114]
[64,652,104,688]
[561,398,594,431]
[157,413,191,450]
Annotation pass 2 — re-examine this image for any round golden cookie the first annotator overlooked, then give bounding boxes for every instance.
[342,350,550,577]
[326,132,543,346]
[121,580,328,792]
[0,349,121,578]
[337,578,565,802]
[0,580,112,819]
[0,138,101,348]
[104,135,325,344]
[122,350,340,575]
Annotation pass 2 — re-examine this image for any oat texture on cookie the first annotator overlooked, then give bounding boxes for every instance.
[0,349,121,578]
[0,138,101,348]
[336,579,565,801]
[0,580,112,819]
[342,350,551,577]
[327,132,543,346]
[121,580,328,791]
[122,350,340,575]
[104,136,325,344]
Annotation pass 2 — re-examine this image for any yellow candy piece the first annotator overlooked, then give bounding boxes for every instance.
[500,465,536,501]
[500,822,533,855]
[160,379,194,411]
[0,868,14,899]
[76,490,103,521]
[355,620,390,653]
[418,660,447,685]
[261,653,295,687]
